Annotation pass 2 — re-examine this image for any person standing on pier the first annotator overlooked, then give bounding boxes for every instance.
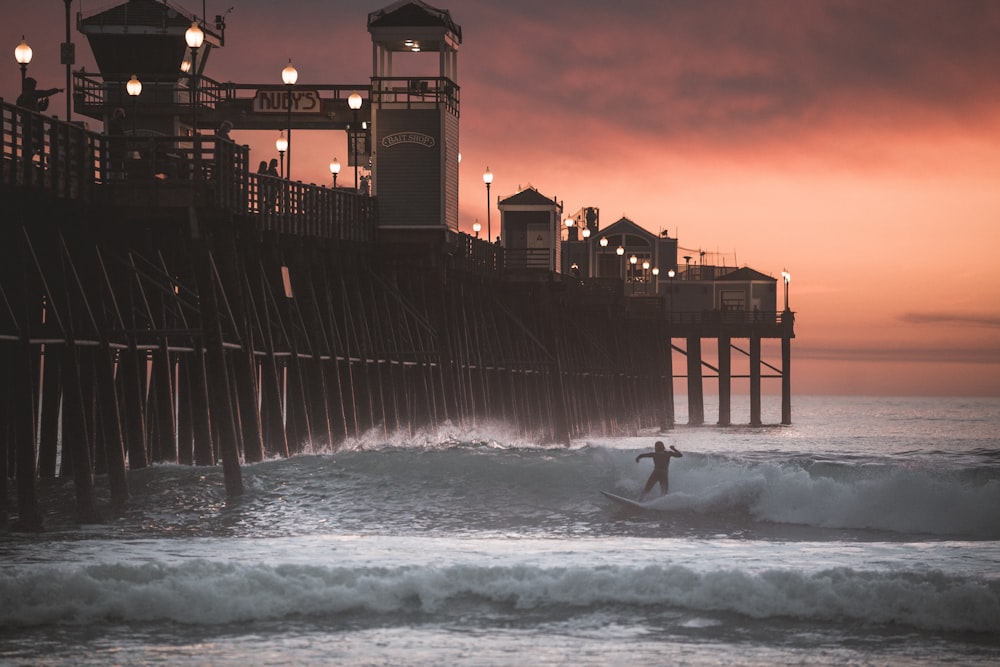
[261,158,280,211]
[16,77,63,177]
[16,76,62,113]
[635,441,683,500]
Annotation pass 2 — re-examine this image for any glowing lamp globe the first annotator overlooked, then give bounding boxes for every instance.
[185,22,204,49]
[15,37,32,65]
[282,60,298,86]
[126,75,142,97]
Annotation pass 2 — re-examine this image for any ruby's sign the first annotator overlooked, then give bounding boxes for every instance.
[252,89,322,113]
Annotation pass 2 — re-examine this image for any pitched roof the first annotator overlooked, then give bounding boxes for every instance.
[599,216,652,238]
[80,0,195,30]
[716,267,776,282]
[368,1,462,41]
[79,0,223,44]
[499,186,558,207]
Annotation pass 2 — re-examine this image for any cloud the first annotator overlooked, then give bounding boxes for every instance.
[899,312,1000,328]
[792,343,1000,364]
[465,0,1000,158]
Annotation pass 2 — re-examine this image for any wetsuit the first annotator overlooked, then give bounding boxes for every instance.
[637,448,681,498]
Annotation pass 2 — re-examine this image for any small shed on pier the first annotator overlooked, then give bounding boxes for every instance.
[715,266,778,317]
[498,186,562,273]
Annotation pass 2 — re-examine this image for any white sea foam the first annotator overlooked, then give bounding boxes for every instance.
[2,560,997,634]
[630,455,1000,538]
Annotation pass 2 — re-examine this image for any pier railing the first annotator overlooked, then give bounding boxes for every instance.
[0,98,104,199]
[504,248,553,270]
[1,99,374,241]
[371,77,459,114]
[454,233,504,276]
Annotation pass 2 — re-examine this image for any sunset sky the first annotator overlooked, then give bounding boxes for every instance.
[4,0,999,396]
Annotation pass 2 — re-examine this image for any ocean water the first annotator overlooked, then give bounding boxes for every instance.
[2,395,999,666]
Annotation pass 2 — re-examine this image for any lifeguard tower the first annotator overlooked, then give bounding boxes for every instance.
[77,0,224,138]
[367,1,462,244]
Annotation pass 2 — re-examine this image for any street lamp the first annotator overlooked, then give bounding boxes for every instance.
[62,0,74,123]
[483,166,493,242]
[126,74,142,136]
[668,269,676,320]
[282,59,298,182]
[15,36,32,87]
[348,92,362,189]
[329,158,340,187]
[652,266,660,295]
[184,22,203,133]
[782,270,791,311]
[616,245,625,280]
[275,131,287,178]
[472,221,481,238]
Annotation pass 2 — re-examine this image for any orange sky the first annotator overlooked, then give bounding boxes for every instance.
[4,0,999,395]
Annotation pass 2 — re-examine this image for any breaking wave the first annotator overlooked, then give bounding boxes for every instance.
[3,560,997,634]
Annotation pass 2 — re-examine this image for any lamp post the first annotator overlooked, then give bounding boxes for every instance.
[483,167,493,242]
[652,266,660,295]
[63,0,74,123]
[782,270,791,312]
[15,36,31,87]
[668,269,676,321]
[282,59,298,182]
[348,92,362,189]
[616,245,625,281]
[275,131,287,179]
[329,158,340,187]
[642,259,650,294]
[126,74,141,136]
[184,22,203,133]
[472,221,481,238]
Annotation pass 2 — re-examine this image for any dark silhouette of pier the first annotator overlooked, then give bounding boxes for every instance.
[1,0,793,530]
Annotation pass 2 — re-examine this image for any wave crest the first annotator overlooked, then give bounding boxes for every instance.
[3,561,997,634]
[629,455,1000,538]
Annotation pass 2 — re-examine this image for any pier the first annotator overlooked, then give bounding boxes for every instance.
[1,0,793,529]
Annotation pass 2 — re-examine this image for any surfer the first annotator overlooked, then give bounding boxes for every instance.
[636,441,682,500]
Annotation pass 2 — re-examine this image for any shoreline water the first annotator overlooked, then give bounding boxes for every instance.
[2,396,999,666]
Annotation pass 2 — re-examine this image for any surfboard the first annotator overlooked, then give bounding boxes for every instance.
[600,491,647,510]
